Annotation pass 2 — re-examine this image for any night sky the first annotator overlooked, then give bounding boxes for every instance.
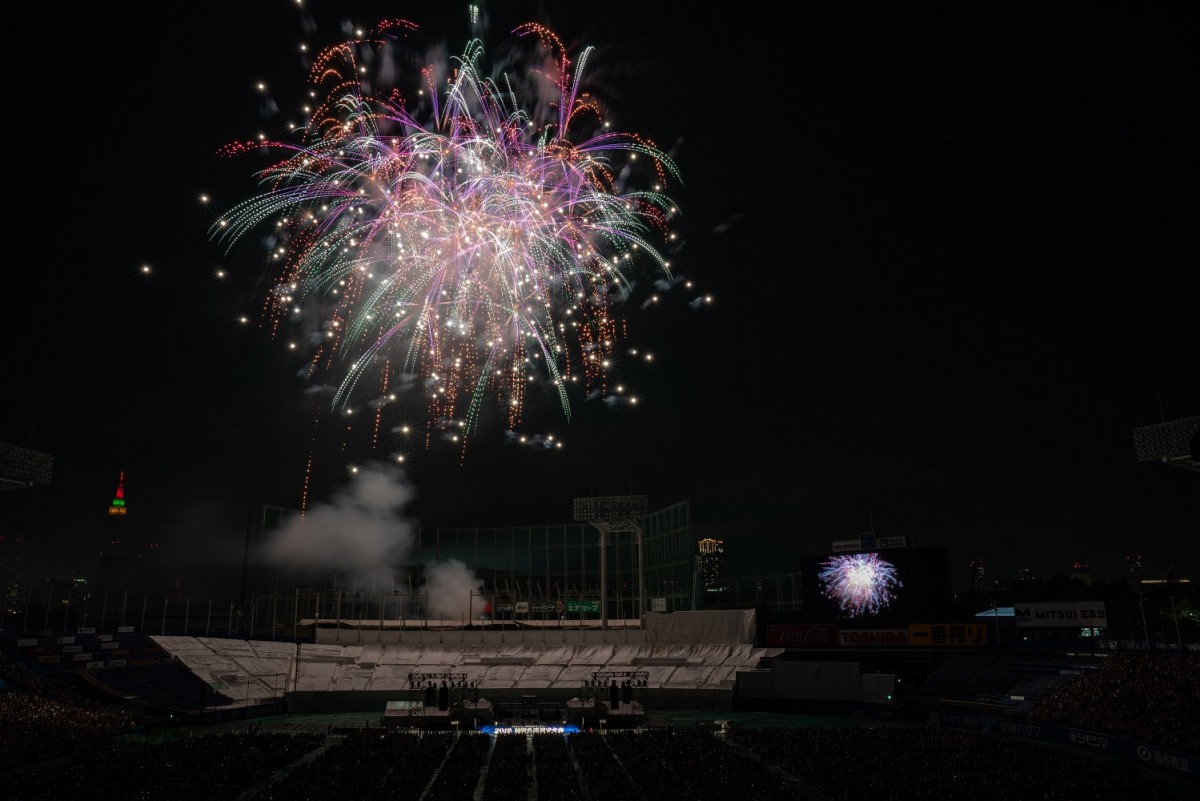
[5,1,1197,598]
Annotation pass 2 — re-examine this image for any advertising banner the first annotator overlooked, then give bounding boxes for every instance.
[1013,601,1106,627]
[566,599,599,613]
[934,712,1194,781]
[837,629,909,646]
[908,623,988,646]
[765,624,839,647]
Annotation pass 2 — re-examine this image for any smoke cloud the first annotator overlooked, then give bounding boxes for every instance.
[259,462,417,587]
[259,462,485,618]
[422,559,484,621]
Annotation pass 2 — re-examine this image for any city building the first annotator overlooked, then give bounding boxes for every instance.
[0,531,29,623]
[969,558,986,590]
[697,537,726,594]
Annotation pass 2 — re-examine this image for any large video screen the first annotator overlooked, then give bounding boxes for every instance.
[799,546,952,627]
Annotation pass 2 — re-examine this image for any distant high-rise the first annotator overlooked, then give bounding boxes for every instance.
[107,471,127,517]
[697,537,726,593]
[98,470,153,598]
[1070,560,1091,586]
[1015,566,1037,586]
[0,532,29,620]
[969,558,986,590]
[1125,554,1143,576]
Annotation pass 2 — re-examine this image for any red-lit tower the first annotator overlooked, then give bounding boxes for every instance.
[107,470,127,518]
[97,470,151,599]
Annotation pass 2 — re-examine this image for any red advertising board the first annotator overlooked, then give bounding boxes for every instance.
[766,624,839,647]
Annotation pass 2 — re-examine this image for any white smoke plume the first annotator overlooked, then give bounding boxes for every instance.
[259,462,416,587]
[422,559,484,621]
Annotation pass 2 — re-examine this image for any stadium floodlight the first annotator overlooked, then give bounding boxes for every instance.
[1132,416,1200,473]
[573,495,648,525]
[0,442,54,490]
[574,496,650,630]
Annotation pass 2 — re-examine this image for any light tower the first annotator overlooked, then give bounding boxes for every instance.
[573,495,648,629]
[0,443,53,491]
[1133,415,1199,473]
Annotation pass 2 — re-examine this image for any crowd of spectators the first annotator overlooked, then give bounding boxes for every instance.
[729,724,1180,801]
[1027,651,1200,753]
[0,731,323,801]
[606,727,810,801]
[481,725,531,801]
[249,729,449,800]
[531,731,581,801]
[0,718,1189,800]
[0,653,132,756]
[562,728,639,801]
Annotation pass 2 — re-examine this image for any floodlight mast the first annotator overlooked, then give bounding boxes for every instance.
[573,495,649,630]
[1132,416,1200,474]
[0,443,54,490]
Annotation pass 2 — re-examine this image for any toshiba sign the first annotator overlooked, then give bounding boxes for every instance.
[838,629,910,646]
[765,624,839,647]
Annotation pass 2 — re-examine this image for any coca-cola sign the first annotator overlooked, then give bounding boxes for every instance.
[766,624,839,647]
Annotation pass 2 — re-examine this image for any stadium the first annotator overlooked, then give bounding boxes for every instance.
[1,494,1197,799]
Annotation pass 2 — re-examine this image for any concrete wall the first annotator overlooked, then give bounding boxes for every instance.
[315,626,648,647]
[284,686,733,715]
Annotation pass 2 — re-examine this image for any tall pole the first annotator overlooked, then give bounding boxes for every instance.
[240,506,251,611]
[636,526,645,624]
[599,525,608,630]
[1139,593,1149,647]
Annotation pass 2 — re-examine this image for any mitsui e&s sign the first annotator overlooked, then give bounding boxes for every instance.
[1013,601,1106,627]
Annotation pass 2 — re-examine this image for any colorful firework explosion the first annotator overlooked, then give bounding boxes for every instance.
[817,553,902,617]
[210,18,682,455]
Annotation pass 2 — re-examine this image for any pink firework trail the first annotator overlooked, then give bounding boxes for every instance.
[818,553,902,617]
[210,18,682,455]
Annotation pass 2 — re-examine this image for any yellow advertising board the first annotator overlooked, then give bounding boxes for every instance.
[908,623,988,647]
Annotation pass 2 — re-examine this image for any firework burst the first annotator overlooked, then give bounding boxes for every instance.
[211,18,682,454]
[817,553,902,617]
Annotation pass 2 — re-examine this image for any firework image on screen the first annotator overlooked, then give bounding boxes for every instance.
[818,552,902,618]
[800,546,954,625]
[210,18,683,452]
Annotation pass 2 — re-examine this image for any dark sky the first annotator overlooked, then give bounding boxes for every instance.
[5,1,1197,596]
